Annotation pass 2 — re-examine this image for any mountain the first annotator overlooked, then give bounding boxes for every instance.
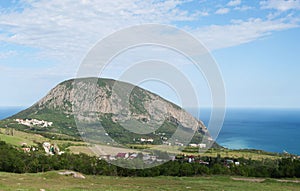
[2,78,216,147]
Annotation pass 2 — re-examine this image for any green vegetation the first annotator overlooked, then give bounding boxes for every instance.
[15,108,79,138]
[96,113,207,145]
[0,171,299,191]
[0,107,210,147]
[0,133,35,146]
[0,109,80,141]
[183,147,284,160]
[1,140,300,178]
[0,127,85,151]
[68,145,97,156]
[129,86,150,114]
[0,128,42,146]
[0,127,291,161]
[0,128,300,190]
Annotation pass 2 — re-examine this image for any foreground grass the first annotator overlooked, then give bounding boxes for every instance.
[0,171,299,191]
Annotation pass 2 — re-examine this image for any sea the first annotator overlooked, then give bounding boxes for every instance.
[195,108,300,155]
[0,107,300,155]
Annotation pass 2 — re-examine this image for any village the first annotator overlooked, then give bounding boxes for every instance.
[12,127,241,167]
[8,118,241,167]
[18,139,242,167]
[98,151,240,167]
[15,118,53,128]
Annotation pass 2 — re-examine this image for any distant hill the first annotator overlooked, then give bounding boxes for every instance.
[1,78,217,147]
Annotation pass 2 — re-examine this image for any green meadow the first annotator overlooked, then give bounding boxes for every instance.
[0,171,299,191]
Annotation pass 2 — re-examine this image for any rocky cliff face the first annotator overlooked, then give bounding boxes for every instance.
[11,78,213,145]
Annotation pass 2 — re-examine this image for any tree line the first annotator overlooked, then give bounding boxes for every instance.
[1,141,300,178]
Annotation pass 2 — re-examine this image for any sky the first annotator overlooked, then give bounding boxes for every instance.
[0,0,300,108]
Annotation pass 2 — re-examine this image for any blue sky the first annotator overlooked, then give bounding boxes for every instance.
[0,0,300,108]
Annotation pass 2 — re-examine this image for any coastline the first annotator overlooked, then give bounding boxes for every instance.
[1,107,300,155]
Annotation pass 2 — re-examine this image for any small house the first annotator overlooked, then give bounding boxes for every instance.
[116,153,129,159]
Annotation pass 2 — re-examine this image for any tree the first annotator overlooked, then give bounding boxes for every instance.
[180,163,193,176]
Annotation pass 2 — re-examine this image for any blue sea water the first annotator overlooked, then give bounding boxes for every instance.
[1,107,300,155]
[0,107,25,120]
[196,108,300,155]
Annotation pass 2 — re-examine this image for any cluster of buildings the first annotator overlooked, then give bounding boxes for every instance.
[140,138,154,143]
[21,143,38,153]
[189,143,207,148]
[99,152,174,163]
[161,142,207,148]
[15,118,53,128]
[98,152,241,167]
[133,135,209,149]
[225,159,240,166]
[132,132,211,149]
[177,154,241,167]
[42,142,64,155]
[20,142,64,155]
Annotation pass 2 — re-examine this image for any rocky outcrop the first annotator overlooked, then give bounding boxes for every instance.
[58,171,85,179]
[12,78,213,145]
[33,78,207,132]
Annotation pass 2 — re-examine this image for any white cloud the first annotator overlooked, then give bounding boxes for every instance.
[234,5,253,11]
[260,0,300,11]
[0,50,16,59]
[0,0,299,67]
[0,0,199,67]
[194,17,299,50]
[215,7,230,15]
[198,10,210,16]
[227,0,241,7]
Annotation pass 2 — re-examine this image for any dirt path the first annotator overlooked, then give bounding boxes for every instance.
[276,179,300,183]
[232,177,300,184]
[91,144,137,155]
[231,177,265,182]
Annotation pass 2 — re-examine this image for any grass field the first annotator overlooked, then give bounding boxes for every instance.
[201,148,283,160]
[0,171,299,191]
[0,128,86,148]
[128,144,283,160]
[0,129,39,146]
